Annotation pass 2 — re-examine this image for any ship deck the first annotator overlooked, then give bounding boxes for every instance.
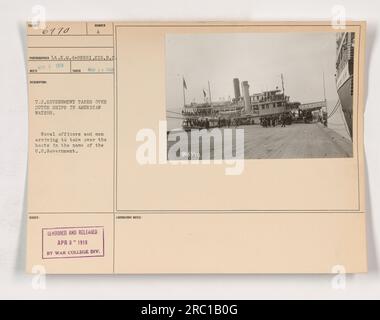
[167,123,353,159]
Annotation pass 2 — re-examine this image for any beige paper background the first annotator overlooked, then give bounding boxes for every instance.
[116,24,364,213]
[27,22,367,274]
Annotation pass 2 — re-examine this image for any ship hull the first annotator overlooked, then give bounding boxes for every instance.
[337,76,353,138]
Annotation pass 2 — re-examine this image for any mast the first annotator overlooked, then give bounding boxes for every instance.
[208,80,212,106]
[281,73,285,96]
[322,71,328,125]
[323,71,328,114]
[182,76,186,108]
[281,73,286,111]
[322,71,327,103]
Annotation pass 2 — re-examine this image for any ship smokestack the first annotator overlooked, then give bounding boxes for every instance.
[233,78,241,100]
[241,80,250,112]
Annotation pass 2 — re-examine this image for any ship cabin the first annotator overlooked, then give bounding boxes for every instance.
[249,89,290,116]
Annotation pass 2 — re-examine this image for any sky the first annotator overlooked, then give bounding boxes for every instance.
[166,32,340,110]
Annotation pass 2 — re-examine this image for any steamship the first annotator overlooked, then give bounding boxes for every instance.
[179,76,328,131]
[181,78,291,130]
[336,32,355,138]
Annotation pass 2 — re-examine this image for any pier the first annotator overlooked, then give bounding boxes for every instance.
[167,122,352,160]
[241,122,352,159]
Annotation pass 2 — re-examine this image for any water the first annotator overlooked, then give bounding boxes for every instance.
[166,107,184,131]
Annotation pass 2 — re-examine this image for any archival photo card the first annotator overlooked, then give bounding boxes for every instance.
[26,22,366,274]
[166,32,355,160]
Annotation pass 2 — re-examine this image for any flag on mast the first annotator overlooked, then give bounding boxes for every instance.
[182,77,187,107]
[281,73,285,94]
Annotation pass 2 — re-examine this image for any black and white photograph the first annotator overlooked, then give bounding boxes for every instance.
[2,0,380,302]
[166,32,355,160]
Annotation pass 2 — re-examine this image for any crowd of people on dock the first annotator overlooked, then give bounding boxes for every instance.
[181,108,323,130]
[183,118,211,129]
[260,113,293,128]
[183,116,258,130]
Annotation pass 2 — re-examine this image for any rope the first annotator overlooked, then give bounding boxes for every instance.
[166,116,184,120]
[327,100,341,119]
[166,110,183,115]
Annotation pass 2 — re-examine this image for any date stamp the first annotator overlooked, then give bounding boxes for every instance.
[42,226,104,259]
